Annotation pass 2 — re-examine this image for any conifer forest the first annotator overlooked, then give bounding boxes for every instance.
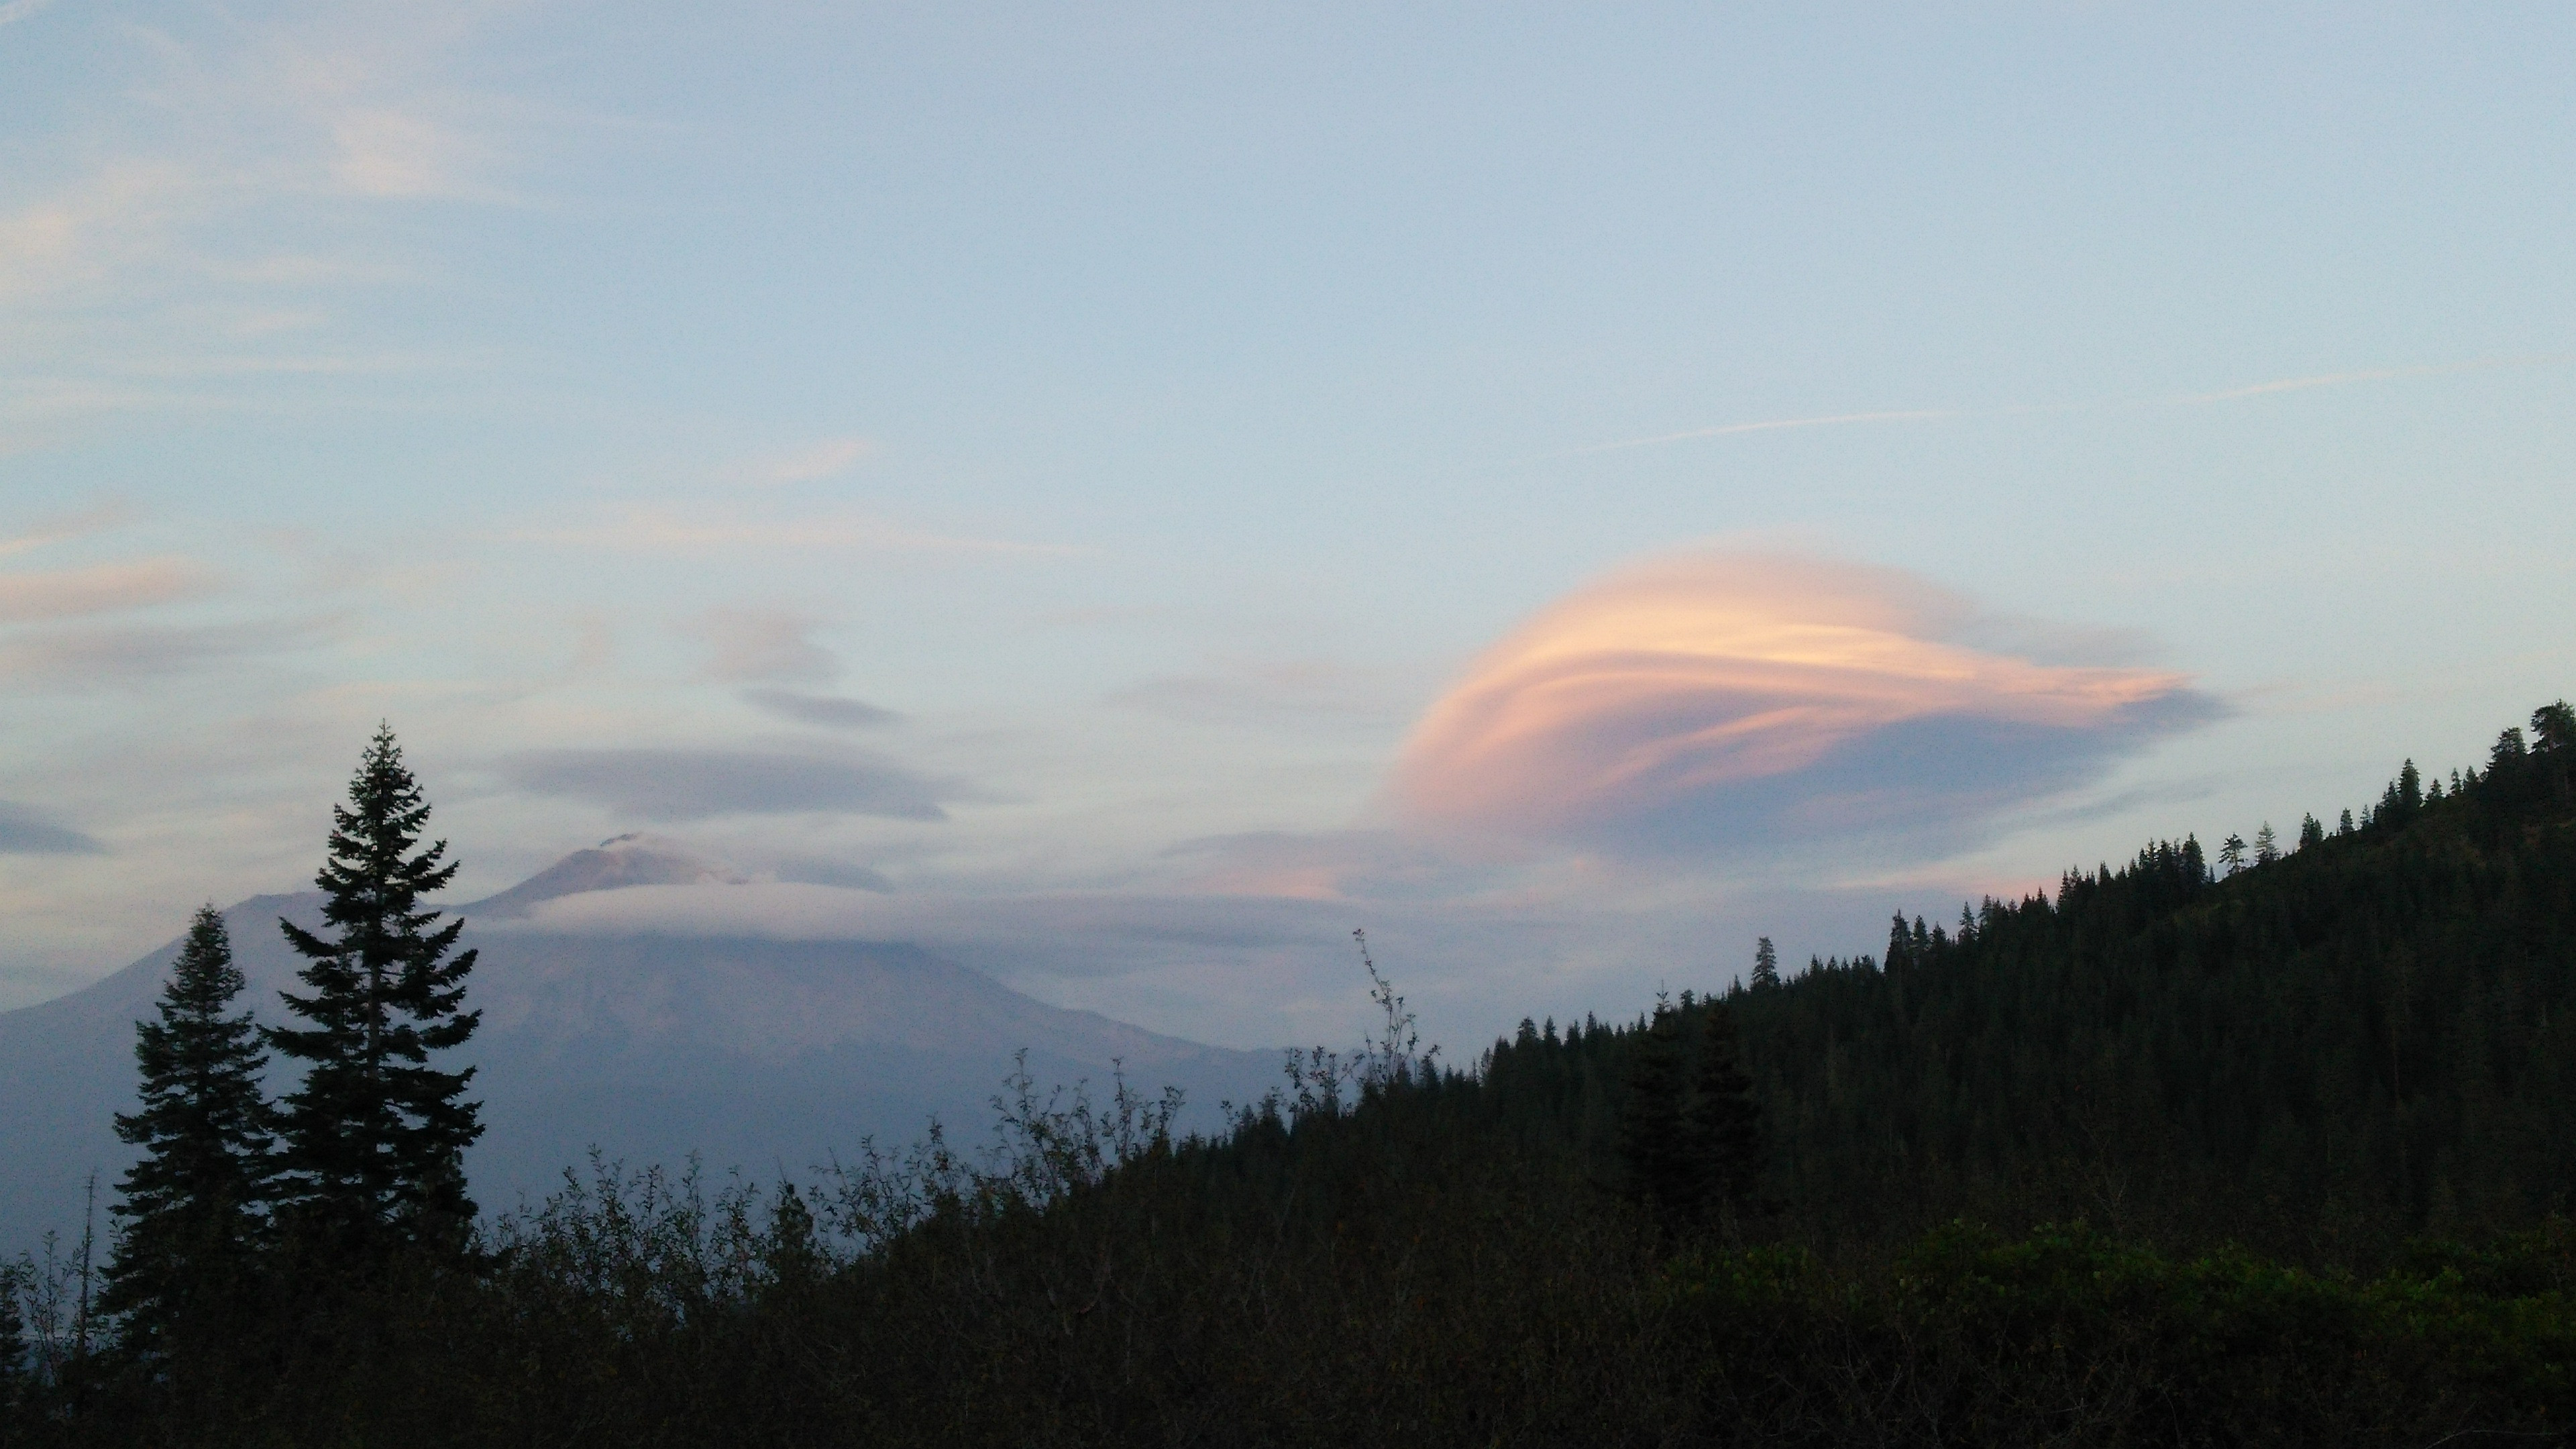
[9,706,2576,1447]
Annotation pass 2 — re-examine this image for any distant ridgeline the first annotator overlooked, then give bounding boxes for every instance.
[1466,700,2576,1257]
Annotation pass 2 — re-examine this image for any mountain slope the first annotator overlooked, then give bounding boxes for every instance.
[1405,708,2576,1260]
[0,843,1277,1250]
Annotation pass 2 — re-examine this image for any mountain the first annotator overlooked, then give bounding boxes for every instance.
[466,833,749,918]
[0,837,1279,1252]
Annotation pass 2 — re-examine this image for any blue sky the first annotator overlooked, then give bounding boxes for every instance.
[3,1,2571,1051]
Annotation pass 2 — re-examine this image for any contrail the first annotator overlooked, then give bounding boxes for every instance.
[1561,409,1959,458]
[2160,354,2570,406]
[1560,353,2571,458]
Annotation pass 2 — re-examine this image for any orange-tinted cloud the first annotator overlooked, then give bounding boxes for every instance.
[0,558,215,623]
[1392,551,2218,855]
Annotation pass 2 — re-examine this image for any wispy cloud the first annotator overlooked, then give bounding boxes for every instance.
[0,0,59,28]
[0,159,221,311]
[518,504,1080,559]
[0,615,335,689]
[1156,829,1511,903]
[0,502,133,558]
[0,7,535,436]
[1106,659,1402,727]
[0,558,219,623]
[720,437,875,486]
[326,106,490,200]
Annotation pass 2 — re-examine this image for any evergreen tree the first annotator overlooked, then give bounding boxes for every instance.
[2536,702,2575,802]
[2299,814,2326,850]
[1615,1002,1689,1225]
[2218,833,2247,875]
[0,1258,25,1424]
[2253,822,2279,865]
[1750,936,1780,989]
[2496,727,2530,767]
[101,906,274,1356]
[2534,701,2576,755]
[268,727,483,1254]
[2381,759,2424,822]
[1683,1004,1762,1224]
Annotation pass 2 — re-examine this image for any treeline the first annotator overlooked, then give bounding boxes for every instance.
[6,708,2576,1445]
[1738,700,2576,1260]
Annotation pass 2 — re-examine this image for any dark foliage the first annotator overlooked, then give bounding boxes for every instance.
[1685,1003,1762,1222]
[1615,997,1691,1222]
[0,1256,25,1435]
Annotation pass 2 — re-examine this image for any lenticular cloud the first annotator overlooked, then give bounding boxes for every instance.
[1391,551,2218,855]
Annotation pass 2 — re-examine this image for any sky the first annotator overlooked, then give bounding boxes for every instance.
[3,1,2572,1054]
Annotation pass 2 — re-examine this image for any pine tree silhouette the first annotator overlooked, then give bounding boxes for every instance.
[2535,703,2575,802]
[1750,936,1780,989]
[268,727,483,1255]
[1615,1000,1690,1226]
[102,906,274,1358]
[0,1260,25,1424]
[1684,1004,1762,1226]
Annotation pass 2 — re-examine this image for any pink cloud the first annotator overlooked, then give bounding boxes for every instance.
[1391,551,2216,855]
[0,557,217,623]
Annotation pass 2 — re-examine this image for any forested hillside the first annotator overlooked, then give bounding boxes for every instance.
[1478,699,2576,1261]
[10,707,2576,1446]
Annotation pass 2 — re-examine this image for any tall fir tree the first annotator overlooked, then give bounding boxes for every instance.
[1884,912,1915,973]
[2381,759,2424,822]
[2536,702,2575,803]
[1683,1004,1763,1224]
[0,1257,25,1424]
[101,906,274,1356]
[2533,700,2576,755]
[2253,822,2279,865]
[1750,936,1780,989]
[268,727,483,1254]
[1615,1000,1690,1225]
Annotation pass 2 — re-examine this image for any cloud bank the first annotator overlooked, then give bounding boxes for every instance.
[741,688,900,729]
[690,608,835,684]
[498,747,953,822]
[0,802,103,855]
[1391,551,2219,857]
